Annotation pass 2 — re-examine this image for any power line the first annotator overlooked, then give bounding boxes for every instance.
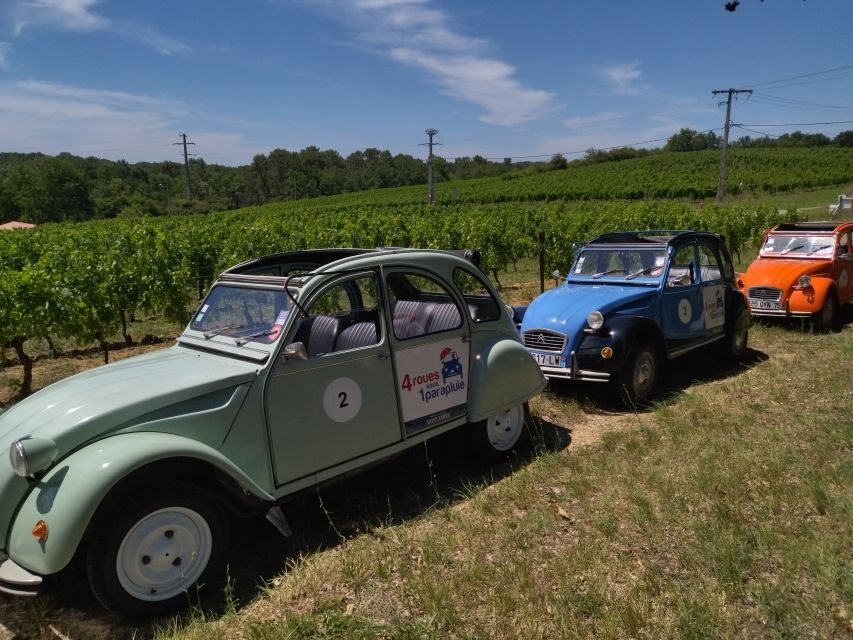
[739,64,853,90]
[735,119,853,127]
[752,93,853,111]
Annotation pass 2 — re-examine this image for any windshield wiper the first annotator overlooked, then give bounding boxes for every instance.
[592,268,624,279]
[626,266,660,280]
[203,323,244,339]
[234,328,278,345]
[807,244,831,255]
[779,244,805,255]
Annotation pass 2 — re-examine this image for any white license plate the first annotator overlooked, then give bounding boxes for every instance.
[532,353,566,367]
[749,299,781,310]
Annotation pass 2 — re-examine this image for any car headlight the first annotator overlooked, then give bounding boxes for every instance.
[798,275,811,288]
[9,437,57,478]
[587,310,605,330]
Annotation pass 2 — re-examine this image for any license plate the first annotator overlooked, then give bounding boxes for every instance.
[532,353,566,367]
[749,299,781,310]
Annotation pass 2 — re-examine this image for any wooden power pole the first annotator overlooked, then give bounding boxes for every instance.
[174,133,196,200]
[421,129,441,207]
[712,88,751,203]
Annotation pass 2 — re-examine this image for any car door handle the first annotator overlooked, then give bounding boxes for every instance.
[462,335,471,343]
[378,351,390,361]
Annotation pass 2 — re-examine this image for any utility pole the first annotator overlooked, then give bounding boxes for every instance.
[174,133,196,200]
[420,128,441,206]
[712,88,751,203]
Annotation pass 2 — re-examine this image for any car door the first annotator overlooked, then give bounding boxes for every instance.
[660,243,707,354]
[265,272,402,486]
[383,268,471,435]
[696,241,727,338]
[833,230,853,303]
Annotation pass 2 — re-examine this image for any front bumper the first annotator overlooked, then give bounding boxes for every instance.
[0,551,42,596]
[748,299,812,319]
[538,351,611,382]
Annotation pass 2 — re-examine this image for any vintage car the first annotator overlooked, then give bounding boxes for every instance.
[0,248,545,617]
[738,221,853,332]
[519,231,750,403]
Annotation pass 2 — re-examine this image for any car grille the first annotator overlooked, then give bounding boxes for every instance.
[747,286,782,301]
[523,329,567,353]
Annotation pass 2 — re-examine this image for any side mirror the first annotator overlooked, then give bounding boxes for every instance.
[552,270,563,281]
[282,341,308,362]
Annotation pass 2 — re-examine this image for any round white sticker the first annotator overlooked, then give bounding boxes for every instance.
[678,299,692,324]
[841,270,849,289]
[323,377,362,423]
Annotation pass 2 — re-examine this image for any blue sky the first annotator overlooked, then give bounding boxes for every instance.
[1,0,852,166]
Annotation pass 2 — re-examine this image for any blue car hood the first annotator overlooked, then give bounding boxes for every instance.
[522,283,657,344]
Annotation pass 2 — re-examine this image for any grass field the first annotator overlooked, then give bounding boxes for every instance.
[1,247,851,639]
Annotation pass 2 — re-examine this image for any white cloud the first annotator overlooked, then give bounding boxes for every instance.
[13,0,106,35]
[601,61,643,95]
[10,0,191,56]
[302,0,556,126]
[0,42,10,69]
[0,79,259,165]
[564,111,626,130]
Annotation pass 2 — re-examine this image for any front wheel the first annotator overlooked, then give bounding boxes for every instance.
[467,403,529,458]
[720,311,749,361]
[86,484,229,618]
[812,293,840,333]
[616,342,660,406]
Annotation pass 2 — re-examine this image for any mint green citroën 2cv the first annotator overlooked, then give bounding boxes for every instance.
[0,247,546,618]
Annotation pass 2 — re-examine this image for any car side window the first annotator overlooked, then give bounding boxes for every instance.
[293,275,380,357]
[453,267,501,322]
[697,243,722,282]
[837,232,851,257]
[667,245,696,288]
[386,271,463,339]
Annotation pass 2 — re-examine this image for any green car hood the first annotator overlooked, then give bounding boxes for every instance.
[0,345,260,455]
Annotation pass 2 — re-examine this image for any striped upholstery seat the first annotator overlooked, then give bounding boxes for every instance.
[335,322,378,351]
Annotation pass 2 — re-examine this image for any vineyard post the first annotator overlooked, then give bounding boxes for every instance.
[538,230,545,293]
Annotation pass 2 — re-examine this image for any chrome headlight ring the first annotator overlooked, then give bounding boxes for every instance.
[587,310,605,331]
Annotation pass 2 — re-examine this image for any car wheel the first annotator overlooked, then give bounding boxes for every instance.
[86,484,229,618]
[468,403,529,458]
[812,293,840,333]
[720,311,749,361]
[616,342,659,406]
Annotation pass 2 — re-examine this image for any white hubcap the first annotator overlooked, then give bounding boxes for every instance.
[486,405,524,451]
[116,507,212,602]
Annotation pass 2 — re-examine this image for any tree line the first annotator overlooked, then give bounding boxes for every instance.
[0,148,534,224]
[1,128,850,224]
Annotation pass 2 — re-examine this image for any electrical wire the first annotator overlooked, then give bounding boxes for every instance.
[738,64,853,90]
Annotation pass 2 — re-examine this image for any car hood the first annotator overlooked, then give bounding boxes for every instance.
[0,346,259,456]
[522,283,657,343]
[743,258,832,290]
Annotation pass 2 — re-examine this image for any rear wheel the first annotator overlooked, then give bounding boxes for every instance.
[616,342,660,406]
[812,293,840,333]
[468,403,529,458]
[86,484,229,618]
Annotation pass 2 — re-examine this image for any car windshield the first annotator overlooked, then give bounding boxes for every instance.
[189,285,290,344]
[760,234,834,258]
[570,248,668,281]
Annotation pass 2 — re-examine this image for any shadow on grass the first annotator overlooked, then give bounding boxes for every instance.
[16,420,570,640]
[544,343,770,414]
[752,301,853,333]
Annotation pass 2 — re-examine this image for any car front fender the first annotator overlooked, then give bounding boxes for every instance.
[468,332,546,423]
[789,277,835,313]
[7,432,274,577]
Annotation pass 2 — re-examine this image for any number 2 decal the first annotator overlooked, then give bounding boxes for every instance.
[323,377,362,423]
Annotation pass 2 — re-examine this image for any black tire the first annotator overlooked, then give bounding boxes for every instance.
[812,292,840,333]
[616,342,660,406]
[86,484,229,619]
[720,310,749,361]
[467,403,530,459]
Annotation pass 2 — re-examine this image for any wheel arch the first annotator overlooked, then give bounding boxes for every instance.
[606,316,667,362]
[7,432,274,577]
